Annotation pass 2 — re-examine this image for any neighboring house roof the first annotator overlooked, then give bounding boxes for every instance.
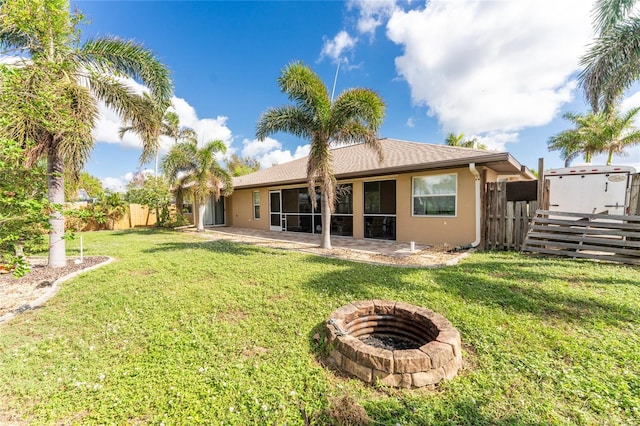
[233,138,534,189]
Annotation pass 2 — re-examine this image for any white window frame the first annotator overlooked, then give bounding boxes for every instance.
[412,173,458,217]
[253,191,260,219]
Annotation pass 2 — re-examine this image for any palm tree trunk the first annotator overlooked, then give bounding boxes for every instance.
[197,203,206,232]
[320,194,332,249]
[175,191,184,218]
[47,149,66,267]
[607,150,614,165]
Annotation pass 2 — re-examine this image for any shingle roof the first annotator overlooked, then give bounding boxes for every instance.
[233,138,531,189]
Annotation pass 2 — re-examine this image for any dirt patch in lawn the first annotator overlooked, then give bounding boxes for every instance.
[0,256,111,322]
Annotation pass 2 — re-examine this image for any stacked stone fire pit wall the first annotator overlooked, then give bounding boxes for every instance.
[325,300,462,388]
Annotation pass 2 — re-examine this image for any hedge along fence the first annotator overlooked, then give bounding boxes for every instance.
[65,203,158,231]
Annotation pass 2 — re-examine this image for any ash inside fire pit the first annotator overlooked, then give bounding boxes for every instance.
[360,334,420,350]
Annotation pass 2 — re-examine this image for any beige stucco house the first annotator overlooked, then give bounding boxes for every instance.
[205,138,534,247]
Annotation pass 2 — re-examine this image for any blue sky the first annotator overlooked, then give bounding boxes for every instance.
[69,0,639,190]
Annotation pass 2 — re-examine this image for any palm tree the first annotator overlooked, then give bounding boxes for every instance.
[547,128,584,167]
[600,106,640,164]
[547,107,640,165]
[444,132,487,149]
[162,111,198,145]
[162,139,233,231]
[579,0,640,112]
[0,0,172,267]
[119,100,197,176]
[256,62,385,249]
[157,110,197,218]
[119,99,198,222]
[445,132,466,147]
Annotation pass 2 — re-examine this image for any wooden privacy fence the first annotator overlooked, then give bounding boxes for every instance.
[521,210,640,265]
[112,204,157,230]
[483,180,548,251]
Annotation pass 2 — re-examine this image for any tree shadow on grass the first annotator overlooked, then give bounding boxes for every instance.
[299,255,638,329]
[465,253,640,287]
[109,228,170,236]
[430,260,638,326]
[141,238,283,257]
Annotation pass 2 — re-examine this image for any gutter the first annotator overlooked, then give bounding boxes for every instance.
[469,163,481,248]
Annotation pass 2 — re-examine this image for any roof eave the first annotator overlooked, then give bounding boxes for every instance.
[233,152,534,189]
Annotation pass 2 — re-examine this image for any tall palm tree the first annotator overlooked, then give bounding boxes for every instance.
[547,107,640,165]
[445,132,466,147]
[0,0,172,267]
[256,62,385,249]
[547,128,584,167]
[600,106,640,164]
[162,111,198,145]
[579,0,640,112]
[158,110,197,218]
[548,111,608,165]
[444,132,486,149]
[119,98,198,222]
[162,139,233,231]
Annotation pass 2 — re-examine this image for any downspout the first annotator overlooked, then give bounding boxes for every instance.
[469,163,481,248]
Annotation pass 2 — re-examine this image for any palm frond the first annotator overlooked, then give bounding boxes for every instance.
[332,121,382,159]
[162,141,196,181]
[256,105,314,141]
[278,61,330,121]
[579,18,640,111]
[547,130,583,167]
[56,81,97,173]
[331,88,385,131]
[84,72,142,120]
[78,37,173,106]
[203,139,227,155]
[592,0,637,34]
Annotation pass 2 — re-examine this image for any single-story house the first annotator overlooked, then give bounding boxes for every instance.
[203,138,534,247]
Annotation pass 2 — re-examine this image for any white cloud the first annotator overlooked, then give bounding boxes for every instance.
[620,90,640,115]
[321,30,357,63]
[240,137,310,168]
[386,0,593,136]
[348,0,397,36]
[406,117,415,128]
[169,97,233,148]
[102,169,157,193]
[101,171,135,193]
[473,132,519,152]
[92,79,233,154]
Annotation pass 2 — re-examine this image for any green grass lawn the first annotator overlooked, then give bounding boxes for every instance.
[0,229,638,425]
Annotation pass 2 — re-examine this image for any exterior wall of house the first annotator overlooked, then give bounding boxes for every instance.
[394,167,477,247]
[229,188,269,230]
[229,166,484,246]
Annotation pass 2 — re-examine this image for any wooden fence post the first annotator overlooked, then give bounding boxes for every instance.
[630,174,640,215]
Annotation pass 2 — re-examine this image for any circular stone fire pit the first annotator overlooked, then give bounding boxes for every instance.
[325,300,462,388]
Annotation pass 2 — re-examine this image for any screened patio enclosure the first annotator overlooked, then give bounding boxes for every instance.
[269,185,354,237]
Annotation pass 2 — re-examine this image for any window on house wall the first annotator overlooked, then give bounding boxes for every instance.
[253,191,260,219]
[412,174,457,216]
